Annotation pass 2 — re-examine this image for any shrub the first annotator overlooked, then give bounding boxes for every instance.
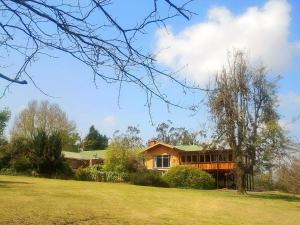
[0,168,17,175]
[10,156,32,173]
[75,167,92,181]
[105,171,129,182]
[164,166,215,189]
[54,161,74,179]
[254,173,275,192]
[75,165,129,182]
[276,158,300,194]
[129,171,169,187]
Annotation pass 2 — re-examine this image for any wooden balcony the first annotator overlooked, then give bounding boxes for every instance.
[181,162,235,171]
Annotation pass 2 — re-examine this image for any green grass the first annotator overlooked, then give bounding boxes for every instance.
[0,175,300,225]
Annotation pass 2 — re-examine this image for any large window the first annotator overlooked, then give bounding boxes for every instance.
[199,155,205,162]
[192,155,198,162]
[154,155,170,168]
[211,154,217,162]
[205,154,210,162]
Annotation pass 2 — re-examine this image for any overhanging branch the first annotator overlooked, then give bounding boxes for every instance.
[0,73,28,84]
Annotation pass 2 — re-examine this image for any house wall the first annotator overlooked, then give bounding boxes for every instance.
[145,145,180,170]
[65,158,103,169]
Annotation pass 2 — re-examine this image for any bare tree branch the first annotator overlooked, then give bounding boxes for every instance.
[0,0,206,112]
[0,72,27,84]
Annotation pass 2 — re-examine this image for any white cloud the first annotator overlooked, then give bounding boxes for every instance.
[155,0,299,85]
[102,115,117,127]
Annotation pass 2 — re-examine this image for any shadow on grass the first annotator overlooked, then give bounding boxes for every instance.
[0,180,31,188]
[248,192,300,202]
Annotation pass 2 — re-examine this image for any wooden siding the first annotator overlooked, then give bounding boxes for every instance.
[181,162,234,171]
[145,144,180,170]
[145,143,235,172]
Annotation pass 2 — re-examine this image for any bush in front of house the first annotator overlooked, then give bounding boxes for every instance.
[75,167,92,181]
[129,171,169,187]
[164,165,215,189]
[75,165,130,182]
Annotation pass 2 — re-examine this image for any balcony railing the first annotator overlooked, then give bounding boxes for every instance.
[181,162,235,171]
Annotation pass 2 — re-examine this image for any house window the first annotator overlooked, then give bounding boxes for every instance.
[154,155,170,168]
[205,154,210,162]
[186,155,191,163]
[199,155,205,163]
[181,155,186,163]
[211,154,217,162]
[228,153,233,161]
[192,155,198,162]
[219,153,226,162]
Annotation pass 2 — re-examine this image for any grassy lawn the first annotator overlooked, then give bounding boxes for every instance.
[0,175,300,225]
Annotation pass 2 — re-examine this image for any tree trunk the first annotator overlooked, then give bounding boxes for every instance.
[236,163,246,194]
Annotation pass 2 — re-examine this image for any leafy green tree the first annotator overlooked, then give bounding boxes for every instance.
[105,126,144,172]
[30,130,66,176]
[0,108,10,139]
[83,126,108,150]
[0,108,11,169]
[7,137,32,172]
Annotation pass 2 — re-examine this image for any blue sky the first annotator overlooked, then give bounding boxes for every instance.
[0,0,300,142]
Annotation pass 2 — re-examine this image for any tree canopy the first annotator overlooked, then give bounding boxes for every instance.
[207,51,285,193]
[155,121,205,145]
[0,108,10,138]
[11,100,77,148]
[83,125,108,150]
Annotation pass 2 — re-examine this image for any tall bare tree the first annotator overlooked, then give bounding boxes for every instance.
[0,0,204,110]
[208,51,285,193]
[11,100,76,146]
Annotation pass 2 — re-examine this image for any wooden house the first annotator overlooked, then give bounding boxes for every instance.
[144,140,238,188]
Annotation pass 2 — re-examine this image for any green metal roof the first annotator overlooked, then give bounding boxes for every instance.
[62,150,107,160]
[174,145,204,152]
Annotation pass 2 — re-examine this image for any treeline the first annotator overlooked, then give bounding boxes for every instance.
[0,99,300,194]
[0,101,109,177]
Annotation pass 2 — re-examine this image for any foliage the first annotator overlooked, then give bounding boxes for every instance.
[11,100,77,149]
[0,168,17,175]
[83,126,108,150]
[62,132,81,152]
[276,158,300,194]
[0,108,10,167]
[10,156,32,173]
[1,136,30,170]
[254,173,275,192]
[155,121,206,145]
[30,130,70,176]
[207,50,285,193]
[104,126,145,173]
[75,165,129,183]
[0,108,10,138]
[75,167,93,181]
[129,171,169,187]
[164,166,215,189]
[0,143,10,169]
